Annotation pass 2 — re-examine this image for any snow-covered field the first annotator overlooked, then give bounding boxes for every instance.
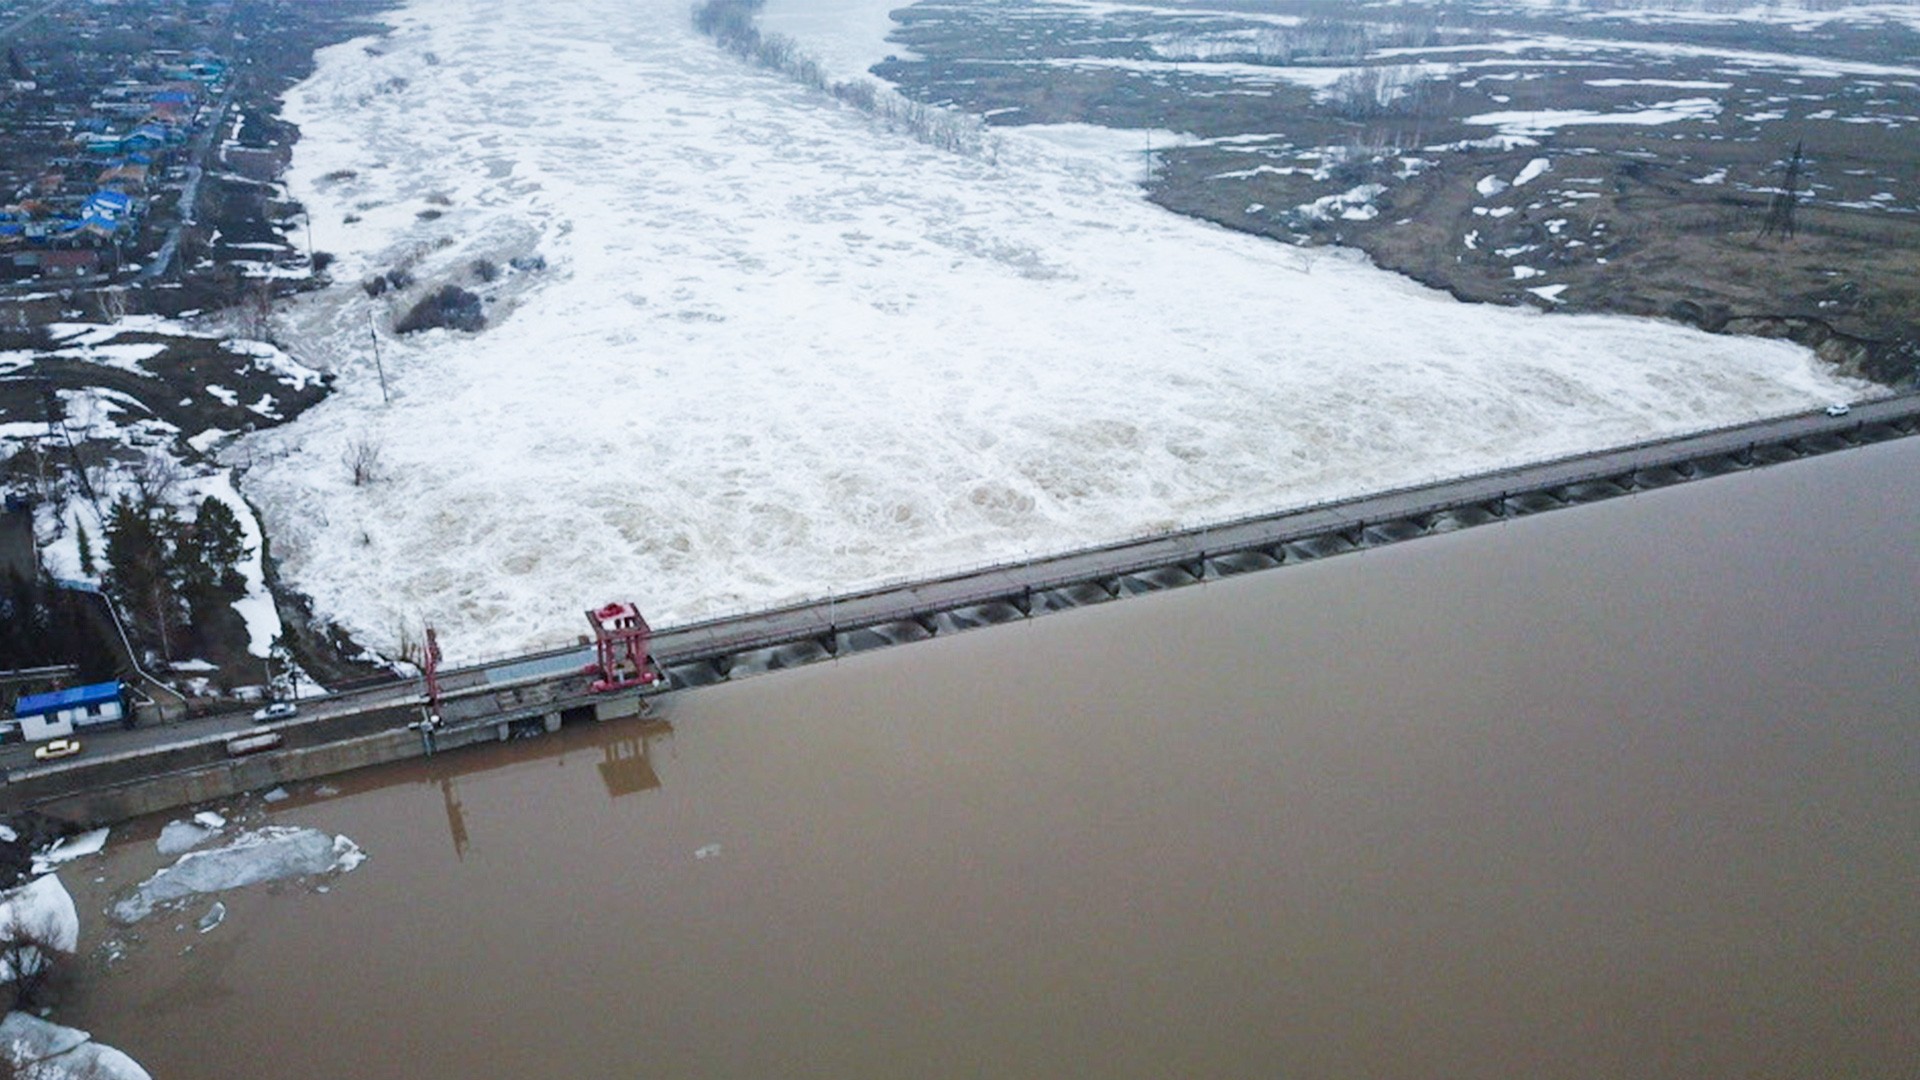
[242,0,1870,662]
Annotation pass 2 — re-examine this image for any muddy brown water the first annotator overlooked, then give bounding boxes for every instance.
[55,438,1920,1079]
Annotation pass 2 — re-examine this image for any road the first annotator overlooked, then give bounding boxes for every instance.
[138,82,236,282]
[0,0,68,41]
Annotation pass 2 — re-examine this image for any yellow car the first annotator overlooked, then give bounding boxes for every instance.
[33,738,81,762]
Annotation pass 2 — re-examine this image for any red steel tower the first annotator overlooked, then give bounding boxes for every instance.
[584,602,658,692]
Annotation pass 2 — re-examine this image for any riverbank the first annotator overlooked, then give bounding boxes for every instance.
[872,0,1920,387]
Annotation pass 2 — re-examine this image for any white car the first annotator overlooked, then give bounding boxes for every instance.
[34,738,81,762]
[252,701,298,723]
[1825,403,1851,417]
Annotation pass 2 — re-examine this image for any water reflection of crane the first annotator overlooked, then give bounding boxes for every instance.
[440,776,469,861]
[596,730,662,797]
[432,719,673,860]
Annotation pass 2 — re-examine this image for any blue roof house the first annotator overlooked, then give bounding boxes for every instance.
[81,190,134,238]
[13,681,125,741]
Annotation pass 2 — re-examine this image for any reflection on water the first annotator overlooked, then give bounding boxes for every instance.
[54,441,1920,1080]
[437,777,467,861]
[593,726,666,799]
[435,722,672,859]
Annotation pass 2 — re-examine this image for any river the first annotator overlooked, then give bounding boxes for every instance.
[53,436,1920,1078]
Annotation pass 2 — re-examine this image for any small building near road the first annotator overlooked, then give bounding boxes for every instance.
[37,248,102,279]
[12,682,127,741]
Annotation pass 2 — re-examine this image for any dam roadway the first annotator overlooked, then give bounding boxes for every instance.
[7,393,1918,821]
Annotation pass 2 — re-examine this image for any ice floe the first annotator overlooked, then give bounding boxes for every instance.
[0,1013,151,1080]
[110,827,364,925]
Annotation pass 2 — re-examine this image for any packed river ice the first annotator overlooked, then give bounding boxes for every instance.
[245,0,1869,660]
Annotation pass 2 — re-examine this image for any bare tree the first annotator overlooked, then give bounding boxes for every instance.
[130,451,182,507]
[342,437,383,487]
[237,278,274,340]
[0,910,72,1012]
[93,288,130,323]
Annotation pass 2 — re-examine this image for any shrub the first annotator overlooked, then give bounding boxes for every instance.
[395,284,485,334]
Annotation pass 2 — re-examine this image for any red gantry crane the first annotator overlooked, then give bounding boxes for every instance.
[422,625,443,719]
[584,602,660,692]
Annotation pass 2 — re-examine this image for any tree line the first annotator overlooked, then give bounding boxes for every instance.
[88,489,252,665]
[691,0,997,158]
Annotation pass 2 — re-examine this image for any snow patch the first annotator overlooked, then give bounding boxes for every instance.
[186,471,280,657]
[0,875,79,970]
[1298,183,1387,221]
[1464,98,1722,137]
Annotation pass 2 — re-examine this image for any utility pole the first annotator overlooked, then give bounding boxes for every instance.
[367,310,390,405]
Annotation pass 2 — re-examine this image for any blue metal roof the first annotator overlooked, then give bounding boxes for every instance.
[14,681,121,717]
[85,190,133,213]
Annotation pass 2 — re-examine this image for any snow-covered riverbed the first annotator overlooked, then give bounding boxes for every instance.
[244,0,1868,661]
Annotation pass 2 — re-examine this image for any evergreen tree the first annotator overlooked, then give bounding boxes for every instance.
[0,568,37,667]
[192,496,250,595]
[168,516,216,625]
[105,494,180,659]
[75,522,95,577]
[173,497,253,650]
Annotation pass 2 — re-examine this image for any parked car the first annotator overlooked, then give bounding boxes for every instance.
[33,738,81,762]
[1825,403,1851,417]
[252,701,298,723]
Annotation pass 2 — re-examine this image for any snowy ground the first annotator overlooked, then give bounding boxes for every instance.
[21,315,322,667]
[240,0,1871,662]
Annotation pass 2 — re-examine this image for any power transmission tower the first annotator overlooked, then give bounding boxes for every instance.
[1760,140,1805,240]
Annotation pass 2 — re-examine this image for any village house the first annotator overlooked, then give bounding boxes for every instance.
[8,681,127,742]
